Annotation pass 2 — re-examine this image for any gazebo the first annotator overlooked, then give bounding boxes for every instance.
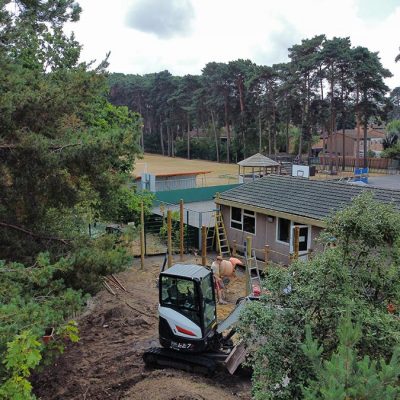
[237,153,280,183]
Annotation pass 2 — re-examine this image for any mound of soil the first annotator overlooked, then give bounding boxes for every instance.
[32,255,251,400]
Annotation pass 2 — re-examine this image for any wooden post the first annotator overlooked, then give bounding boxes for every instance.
[246,236,252,258]
[232,240,237,256]
[179,199,184,261]
[167,210,172,268]
[294,226,300,260]
[201,225,207,266]
[140,201,145,269]
[264,244,270,266]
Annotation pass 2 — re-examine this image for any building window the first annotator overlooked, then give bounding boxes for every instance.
[277,218,290,243]
[243,210,255,234]
[230,207,256,234]
[231,207,242,230]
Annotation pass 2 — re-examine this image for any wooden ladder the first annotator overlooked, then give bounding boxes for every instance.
[245,249,261,294]
[216,211,231,257]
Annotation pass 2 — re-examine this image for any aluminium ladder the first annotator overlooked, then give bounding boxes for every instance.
[245,249,261,295]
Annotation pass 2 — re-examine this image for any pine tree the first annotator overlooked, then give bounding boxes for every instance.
[302,315,400,400]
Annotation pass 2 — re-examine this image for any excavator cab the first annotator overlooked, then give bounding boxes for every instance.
[144,263,253,374]
[158,264,218,353]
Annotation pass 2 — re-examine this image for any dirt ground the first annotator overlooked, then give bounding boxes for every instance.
[32,255,251,400]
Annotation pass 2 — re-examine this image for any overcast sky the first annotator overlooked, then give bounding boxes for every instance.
[68,0,400,88]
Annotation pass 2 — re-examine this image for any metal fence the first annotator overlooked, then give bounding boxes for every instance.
[141,201,217,256]
[273,154,400,174]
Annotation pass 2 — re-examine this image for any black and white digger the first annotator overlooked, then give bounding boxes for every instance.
[143,263,254,374]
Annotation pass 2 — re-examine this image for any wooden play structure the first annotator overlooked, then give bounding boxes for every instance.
[237,153,281,183]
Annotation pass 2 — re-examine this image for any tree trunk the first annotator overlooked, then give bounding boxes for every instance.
[286,118,289,154]
[341,74,346,171]
[329,70,335,173]
[355,88,360,169]
[224,91,230,163]
[298,131,303,161]
[363,123,368,169]
[259,114,262,153]
[268,121,272,157]
[242,131,246,159]
[322,128,327,168]
[167,124,171,157]
[172,127,176,158]
[210,110,219,162]
[320,76,324,168]
[187,115,190,160]
[160,120,165,156]
[272,101,277,157]
[239,80,245,114]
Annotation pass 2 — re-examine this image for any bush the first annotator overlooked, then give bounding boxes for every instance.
[239,193,400,399]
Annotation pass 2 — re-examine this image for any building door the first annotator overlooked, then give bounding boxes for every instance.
[290,224,310,260]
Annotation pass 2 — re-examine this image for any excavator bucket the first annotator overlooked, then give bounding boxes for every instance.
[225,341,247,374]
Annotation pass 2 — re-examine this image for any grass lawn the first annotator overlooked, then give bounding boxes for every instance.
[134,153,239,186]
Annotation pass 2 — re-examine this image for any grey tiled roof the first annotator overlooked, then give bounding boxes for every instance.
[237,153,280,167]
[217,175,400,221]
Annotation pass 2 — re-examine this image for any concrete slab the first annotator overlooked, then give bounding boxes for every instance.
[367,175,400,190]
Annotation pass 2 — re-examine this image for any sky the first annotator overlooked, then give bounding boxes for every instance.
[67,0,400,89]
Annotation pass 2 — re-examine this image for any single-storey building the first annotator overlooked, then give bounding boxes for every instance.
[215,175,400,264]
[136,171,211,192]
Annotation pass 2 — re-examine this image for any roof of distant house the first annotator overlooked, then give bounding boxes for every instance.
[316,129,385,140]
[187,129,209,138]
[237,153,280,167]
[216,175,400,223]
[343,129,385,139]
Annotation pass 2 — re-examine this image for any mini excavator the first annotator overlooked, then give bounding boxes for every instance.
[143,264,256,375]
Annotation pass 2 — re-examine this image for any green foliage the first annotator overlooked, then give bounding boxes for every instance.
[103,187,154,224]
[0,2,142,263]
[239,193,400,399]
[302,316,400,399]
[386,120,400,135]
[0,331,42,400]
[159,210,187,249]
[381,143,400,159]
[108,35,391,164]
[0,1,144,397]
[382,120,400,155]
[175,137,219,160]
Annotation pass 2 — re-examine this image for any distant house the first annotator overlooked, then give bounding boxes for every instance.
[215,175,400,264]
[312,128,386,157]
[186,129,209,139]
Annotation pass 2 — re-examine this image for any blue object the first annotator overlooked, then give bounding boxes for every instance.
[354,167,368,183]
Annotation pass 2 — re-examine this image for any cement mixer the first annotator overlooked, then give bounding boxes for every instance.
[212,256,243,278]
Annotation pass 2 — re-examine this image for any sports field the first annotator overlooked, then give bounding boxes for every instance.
[133,153,383,186]
[134,153,239,186]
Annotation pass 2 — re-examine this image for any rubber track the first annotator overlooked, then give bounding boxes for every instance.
[143,347,217,375]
